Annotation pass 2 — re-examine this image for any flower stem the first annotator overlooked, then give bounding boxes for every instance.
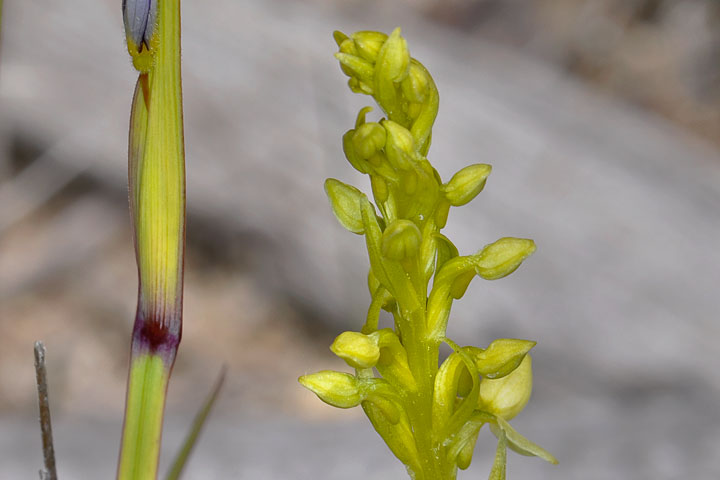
[118,0,185,478]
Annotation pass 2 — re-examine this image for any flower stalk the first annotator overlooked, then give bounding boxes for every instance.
[300,29,556,479]
[118,0,186,478]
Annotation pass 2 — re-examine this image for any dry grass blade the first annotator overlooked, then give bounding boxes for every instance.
[34,341,57,480]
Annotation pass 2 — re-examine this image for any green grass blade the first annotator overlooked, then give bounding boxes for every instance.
[165,366,227,480]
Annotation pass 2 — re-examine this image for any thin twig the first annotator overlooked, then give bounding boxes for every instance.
[34,341,57,480]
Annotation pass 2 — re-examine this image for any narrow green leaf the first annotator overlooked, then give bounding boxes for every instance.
[165,366,227,480]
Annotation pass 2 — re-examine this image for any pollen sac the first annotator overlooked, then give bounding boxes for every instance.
[123,0,157,52]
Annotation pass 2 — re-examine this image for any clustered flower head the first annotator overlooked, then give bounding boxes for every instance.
[300,29,556,479]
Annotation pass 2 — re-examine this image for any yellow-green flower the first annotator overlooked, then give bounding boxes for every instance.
[300,28,555,480]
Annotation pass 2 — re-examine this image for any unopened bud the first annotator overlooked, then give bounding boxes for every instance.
[337,37,358,56]
[379,28,410,82]
[123,0,157,52]
[331,331,380,369]
[383,121,414,153]
[299,371,363,409]
[333,30,349,48]
[325,178,365,234]
[335,53,374,82]
[479,355,532,420]
[342,130,371,174]
[383,121,414,170]
[401,63,429,103]
[474,237,536,280]
[353,123,386,159]
[443,164,492,207]
[352,31,388,62]
[347,77,372,95]
[381,220,422,261]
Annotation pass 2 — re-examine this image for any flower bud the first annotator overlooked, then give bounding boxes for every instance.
[299,371,363,408]
[333,30,349,48]
[383,121,415,170]
[335,53,374,82]
[331,331,380,369]
[348,77,372,95]
[406,102,423,120]
[351,31,388,62]
[474,237,536,280]
[123,0,157,52]
[401,63,429,103]
[378,28,410,82]
[443,164,492,207]
[381,220,422,261]
[353,123,386,159]
[479,355,532,420]
[342,130,371,174]
[473,339,536,379]
[325,178,365,234]
[337,37,358,56]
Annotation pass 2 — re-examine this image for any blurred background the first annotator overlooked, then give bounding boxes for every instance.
[1,0,720,478]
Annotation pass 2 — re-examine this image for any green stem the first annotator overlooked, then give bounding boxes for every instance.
[402,309,452,480]
[118,354,170,480]
[118,0,185,478]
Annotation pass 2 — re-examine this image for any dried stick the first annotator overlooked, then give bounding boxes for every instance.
[34,341,57,480]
